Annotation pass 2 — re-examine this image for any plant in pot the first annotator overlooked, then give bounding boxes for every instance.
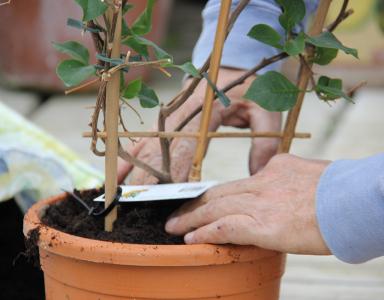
[23,0,361,299]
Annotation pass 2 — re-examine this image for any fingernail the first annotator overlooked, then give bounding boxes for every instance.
[184,232,195,244]
[165,217,179,232]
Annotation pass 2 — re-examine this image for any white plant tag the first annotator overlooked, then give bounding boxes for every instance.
[94,181,218,203]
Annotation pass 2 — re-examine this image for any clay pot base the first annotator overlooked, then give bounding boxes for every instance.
[41,189,185,245]
[24,194,285,299]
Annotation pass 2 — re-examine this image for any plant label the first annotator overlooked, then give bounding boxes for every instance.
[94,181,218,203]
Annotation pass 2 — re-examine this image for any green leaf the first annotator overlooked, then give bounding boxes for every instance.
[122,78,143,99]
[53,41,90,65]
[173,62,201,78]
[56,60,96,87]
[315,76,352,102]
[283,32,305,56]
[95,53,125,66]
[138,83,159,108]
[136,36,173,60]
[203,73,231,107]
[305,32,359,58]
[248,24,283,49]
[244,71,300,111]
[313,47,338,65]
[123,36,149,58]
[67,18,102,33]
[74,0,108,22]
[131,0,155,35]
[276,0,306,32]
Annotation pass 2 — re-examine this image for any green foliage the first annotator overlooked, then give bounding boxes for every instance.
[131,0,155,35]
[134,36,173,60]
[171,62,201,78]
[248,24,282,49]
[56,60,96,87]
[67,18,102,33]
[315,76,352,102]
[122,78,143,99]
[283,32,305,56]
[244,71,300,111]
[313,47,338,65]
[203,73,231,107]
[53,41,90,65]
[276,0,306,32]
[138,83,160,108]
[305,32,358,58]
[74,0,108,22]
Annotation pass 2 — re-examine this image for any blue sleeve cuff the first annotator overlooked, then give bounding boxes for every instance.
[192,0,319,72]
[316,153,384,263]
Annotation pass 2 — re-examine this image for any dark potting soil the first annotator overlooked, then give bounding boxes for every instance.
[41,189,185,245]
[0,199,45,300]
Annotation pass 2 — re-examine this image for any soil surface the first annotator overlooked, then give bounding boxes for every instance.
[0,199,44,300]
[42,189,185,245]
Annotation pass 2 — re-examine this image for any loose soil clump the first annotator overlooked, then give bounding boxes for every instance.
[41,189,185,245]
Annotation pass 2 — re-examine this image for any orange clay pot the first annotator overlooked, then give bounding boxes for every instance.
[24,194,286,300]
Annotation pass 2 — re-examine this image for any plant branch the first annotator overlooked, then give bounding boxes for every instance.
[174,52,288,133]
[327,0,350,32]
[155,0,250,178]
[0,0,10,6]
[117,143,171,183]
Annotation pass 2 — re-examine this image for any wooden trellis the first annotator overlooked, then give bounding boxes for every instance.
[83,0,334,231]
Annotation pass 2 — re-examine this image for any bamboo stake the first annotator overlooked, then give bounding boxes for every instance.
[189,0,232,182]
[278,0,333,154]
[104,6,122,232]
[83,131,311,139]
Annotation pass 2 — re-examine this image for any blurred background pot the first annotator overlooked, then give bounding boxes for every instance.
[0,0,172,92]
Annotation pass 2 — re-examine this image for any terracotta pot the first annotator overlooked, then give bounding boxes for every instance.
[0,0,172,92]
[24,194,286,299]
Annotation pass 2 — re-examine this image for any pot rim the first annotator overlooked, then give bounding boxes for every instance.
[23,193,280,266]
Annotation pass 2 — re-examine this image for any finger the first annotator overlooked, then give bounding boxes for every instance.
[165,193,255,235]
[199,177,257,203]
[248,106,282,174]
[184,214,256,245]
[117,139,146,184]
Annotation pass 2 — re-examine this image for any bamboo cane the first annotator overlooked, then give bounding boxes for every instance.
[188,0,232,182]
[83,131,311,139]
[278,0,333,154]
[104,7,122,232]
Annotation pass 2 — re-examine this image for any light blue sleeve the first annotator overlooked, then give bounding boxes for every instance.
[192,0,319,71]
[316,153,384,263]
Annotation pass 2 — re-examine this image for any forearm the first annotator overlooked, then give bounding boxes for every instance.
[316,153,384,263]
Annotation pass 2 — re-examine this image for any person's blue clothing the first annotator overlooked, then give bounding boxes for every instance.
[193,0,384,263]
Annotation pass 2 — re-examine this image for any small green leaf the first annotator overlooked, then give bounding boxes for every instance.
[305,32,359,58]
[244,71,300,111]
[123,3,134,15]
[173,62,201,78]
[67,18,102,33]
[53,41,90,65]
[136,36,173,60]
[131,0,155,35]
[283,32,305,56]
[95,53,125,66]
[248,24,283,49]
[276,0,306,32]
[138,83,159,108]
[122,78,143,99]
[313,47,338,65]
[315,76,352,102]
[203,73,231,107]
[74,0,108,22]
[56,60,96,87]
[123,36,149,58]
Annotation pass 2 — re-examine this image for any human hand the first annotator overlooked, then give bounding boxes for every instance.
[117,68,281,184]
[165,154,332,255]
